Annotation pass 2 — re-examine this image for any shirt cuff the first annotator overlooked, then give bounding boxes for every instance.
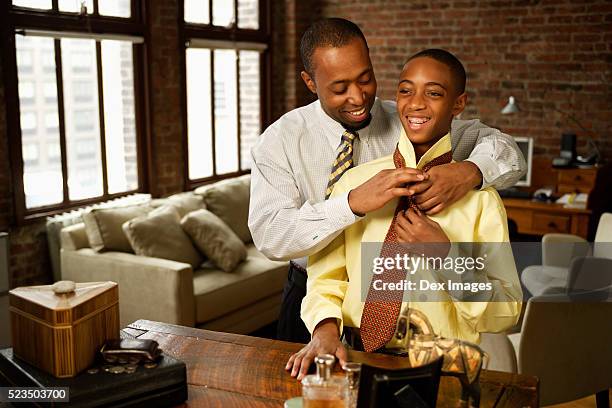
[325,192,361,231]
[466,155,500,190]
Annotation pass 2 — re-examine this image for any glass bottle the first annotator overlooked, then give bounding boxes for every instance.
[301,354,348,408]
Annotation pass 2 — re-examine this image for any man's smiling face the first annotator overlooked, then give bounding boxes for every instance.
[396,56,466,152]
[301,38,377,130]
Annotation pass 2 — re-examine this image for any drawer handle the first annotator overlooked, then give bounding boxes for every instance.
[548,222,558,229]
[574,175,582,181]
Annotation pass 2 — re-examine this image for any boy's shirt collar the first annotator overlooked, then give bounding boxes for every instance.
[398,129,452,169]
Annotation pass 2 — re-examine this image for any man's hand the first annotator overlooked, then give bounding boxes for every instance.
[348,168,428,216]
[285,318,347,381]
[407,162,482,215]
[396,208,450,258]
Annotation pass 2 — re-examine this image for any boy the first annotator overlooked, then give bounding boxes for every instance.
[286,49,522,380]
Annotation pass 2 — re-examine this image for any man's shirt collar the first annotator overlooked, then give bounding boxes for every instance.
[316,98,382,151]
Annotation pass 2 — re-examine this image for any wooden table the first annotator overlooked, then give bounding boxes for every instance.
[503,197,591,239]
[122,320,539,407]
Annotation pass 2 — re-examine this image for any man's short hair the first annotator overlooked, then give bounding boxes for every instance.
[300,18,368,74]
[406,49,466,95]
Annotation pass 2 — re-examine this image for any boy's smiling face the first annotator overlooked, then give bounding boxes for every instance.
[396,57,467,154]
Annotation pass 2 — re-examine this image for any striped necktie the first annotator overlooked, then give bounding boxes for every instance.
[325,130,358,199]
[359,145,453,353]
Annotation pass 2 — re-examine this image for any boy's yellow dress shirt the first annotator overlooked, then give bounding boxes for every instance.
[302,130,523,344]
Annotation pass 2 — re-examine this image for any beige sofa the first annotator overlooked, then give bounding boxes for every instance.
[60,175,289,334]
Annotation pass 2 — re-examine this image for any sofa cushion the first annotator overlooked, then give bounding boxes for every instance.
[181,209,247,272]
[196,175,252,243]
[151,192,205,218]
[193,244,288,323]
[83,204,153,252]
[123,206,203,268]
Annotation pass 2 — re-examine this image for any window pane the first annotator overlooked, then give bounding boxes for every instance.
[213,0,234,27]
[185,0,209,24]
[58,0,93,13]
[61,38,103,200]
[12,0,51,10]
[186,48,213,179]
[101,40,138,194]
[18,82,35,104]
[238,0,258,29]
[17,49,33,73]
[43,82,57,102]
[214,49,238,174]
[238,51,260,170]
[22,144,40,165]
[16,35,63,208]
[98,0,131,18]
[73,81,93,102]
[45,112,59,129]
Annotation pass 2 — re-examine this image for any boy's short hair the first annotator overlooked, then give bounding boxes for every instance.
[300,18,368,74]
[406,49,466,95]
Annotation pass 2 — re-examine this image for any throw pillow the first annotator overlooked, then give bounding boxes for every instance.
[181,209,247,272]
[151,192,205,218]
[122,206,203,268]
[196,175,252,243]
[83,204,153,252]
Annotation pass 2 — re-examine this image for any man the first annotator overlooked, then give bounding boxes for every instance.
[287,48,522,379]
[248,18,525,343]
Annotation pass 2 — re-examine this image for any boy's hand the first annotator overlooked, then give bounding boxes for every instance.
[407,162,482,215]
[348,168,428,216]
[396,208,450,258]
[285,318,347,381]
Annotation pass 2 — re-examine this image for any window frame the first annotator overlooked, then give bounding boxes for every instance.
[1,1,150,223]
[180,0,271,189]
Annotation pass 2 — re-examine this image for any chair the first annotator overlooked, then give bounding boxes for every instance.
[505,293,612,407]
[521,212,612,296]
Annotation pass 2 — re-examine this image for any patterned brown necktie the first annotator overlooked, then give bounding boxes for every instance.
[326,130,358,199]
[359,145,453,353]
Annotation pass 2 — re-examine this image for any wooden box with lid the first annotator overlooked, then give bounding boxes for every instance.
[8,281,119,378]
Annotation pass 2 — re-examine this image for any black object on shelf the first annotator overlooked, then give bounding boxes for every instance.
[0,348,187,407]
[498,188,532,199]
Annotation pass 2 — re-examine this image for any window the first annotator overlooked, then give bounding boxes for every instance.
[14,0,130,17]
[7,1,145,219]
[22,144,40,165]
[20,111,38,134]
[47,143,61,163]
[43,82,57,103]
[13,0,52,10]
[72,81,93,102]
[18,82,35,104]
[44,112,59,130]
[183,0,269,184]
[58,0,93,13]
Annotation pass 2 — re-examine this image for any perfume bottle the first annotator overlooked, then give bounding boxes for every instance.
[301,354,348,408]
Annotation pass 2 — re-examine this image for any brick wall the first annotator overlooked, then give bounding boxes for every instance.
[147,0,185,197]
[270,0,320,121]
[319,0,612,160]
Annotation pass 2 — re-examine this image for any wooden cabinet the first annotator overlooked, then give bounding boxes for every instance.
[557,168,598,195]
[503,166,600,239]
[503,199,591,238]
